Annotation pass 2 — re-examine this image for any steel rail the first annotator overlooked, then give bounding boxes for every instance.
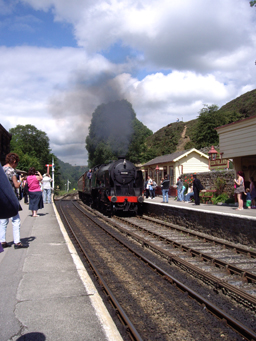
[58,201,143,341]
[110,216,256,309]
[76,201,256,307]
[143,215,256,258]
[118,216,256,284]
[73,202,256,341]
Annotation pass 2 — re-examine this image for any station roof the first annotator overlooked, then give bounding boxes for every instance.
[142,148,208,167]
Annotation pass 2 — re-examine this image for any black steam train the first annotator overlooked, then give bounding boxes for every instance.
[78,158,144,216]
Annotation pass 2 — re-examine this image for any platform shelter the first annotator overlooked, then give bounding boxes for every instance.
[141,148,209,188]
[216,115,256,183]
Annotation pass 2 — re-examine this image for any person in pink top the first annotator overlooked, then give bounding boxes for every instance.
[27,167,44,217]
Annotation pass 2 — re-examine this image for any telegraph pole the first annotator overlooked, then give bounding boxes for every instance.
[52,156,55,191]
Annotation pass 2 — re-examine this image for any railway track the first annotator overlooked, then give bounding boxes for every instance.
[56,199,256,341]
[111,215,256,309]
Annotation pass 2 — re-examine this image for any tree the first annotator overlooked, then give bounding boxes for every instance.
[9,124,58,176]
[193,105,221,149]
[250,1,256,7]
[126,117,153,164]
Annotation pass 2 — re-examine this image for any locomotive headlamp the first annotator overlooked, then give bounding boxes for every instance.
[123,159,126,169]
[111,196,117,203]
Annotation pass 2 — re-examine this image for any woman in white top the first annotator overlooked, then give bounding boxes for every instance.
[42,173,53,204]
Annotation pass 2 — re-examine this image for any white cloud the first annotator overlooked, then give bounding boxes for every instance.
[22,0,255,70]
[1,0,256,165]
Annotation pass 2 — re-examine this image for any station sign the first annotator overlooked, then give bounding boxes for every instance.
[209,158,229,169]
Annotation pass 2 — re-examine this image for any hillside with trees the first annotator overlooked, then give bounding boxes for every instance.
[143,89,256,158]
[57,158,87,190]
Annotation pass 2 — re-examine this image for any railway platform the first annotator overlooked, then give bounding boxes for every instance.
[143,195,256,248]
[144,195,256,219]
[0,201,123,341]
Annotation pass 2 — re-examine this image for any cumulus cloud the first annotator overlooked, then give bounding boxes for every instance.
[22,0,255,71]
[1,0,256,165]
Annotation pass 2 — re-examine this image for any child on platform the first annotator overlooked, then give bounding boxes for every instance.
[245,188,252,209]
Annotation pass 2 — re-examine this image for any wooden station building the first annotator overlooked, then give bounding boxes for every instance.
[141,148,209,188]
[0,124,12,166]
[216,115,256,183]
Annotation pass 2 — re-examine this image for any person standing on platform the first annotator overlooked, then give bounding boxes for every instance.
[42,173,53,204]
[244,188,252,209]
[234,171,245,210]
[27,167,44,217]
[152,179,157,199]
[145,176,152,199]
[0,153,28,249]
[148,178,154,199]
[249,177,256,208]
[161,175,170,203]
[192,174,204,205]
[22,176,29,204]
[176,177,183,201]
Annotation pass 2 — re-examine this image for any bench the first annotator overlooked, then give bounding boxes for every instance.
[199,190,217,204]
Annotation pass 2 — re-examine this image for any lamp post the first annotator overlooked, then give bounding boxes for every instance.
[208,146,218,160]
[208,146,218,169]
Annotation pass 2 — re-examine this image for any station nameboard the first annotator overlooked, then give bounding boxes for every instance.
[210,158,229,169]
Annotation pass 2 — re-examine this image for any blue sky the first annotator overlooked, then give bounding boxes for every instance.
[0,3,76,47]
[0,0,256,165]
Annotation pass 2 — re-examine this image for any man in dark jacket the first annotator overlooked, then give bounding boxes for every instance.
[161,175,170,203]
[193,174,204,205]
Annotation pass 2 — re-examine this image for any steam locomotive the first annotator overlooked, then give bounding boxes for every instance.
[78,157,144,216]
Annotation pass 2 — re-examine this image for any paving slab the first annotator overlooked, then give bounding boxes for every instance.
[0,201,123,341]
[145,195,256,219]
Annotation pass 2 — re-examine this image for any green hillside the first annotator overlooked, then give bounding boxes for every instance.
[216,89,256,119]
[143,89,256,158]
[57,158,87,190]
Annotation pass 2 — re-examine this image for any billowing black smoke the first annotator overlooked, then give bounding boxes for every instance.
[86,99,136,165]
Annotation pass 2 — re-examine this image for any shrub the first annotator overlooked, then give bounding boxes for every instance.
[212,193,229,205]
[214,177,226,195]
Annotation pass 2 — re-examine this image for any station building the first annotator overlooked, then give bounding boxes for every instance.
[141,148,209,190]
[0,124,12,165]
[216,115,256,183]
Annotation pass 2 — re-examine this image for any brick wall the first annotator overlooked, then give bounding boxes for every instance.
[143,203,256,247]
[180,170,236,196]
